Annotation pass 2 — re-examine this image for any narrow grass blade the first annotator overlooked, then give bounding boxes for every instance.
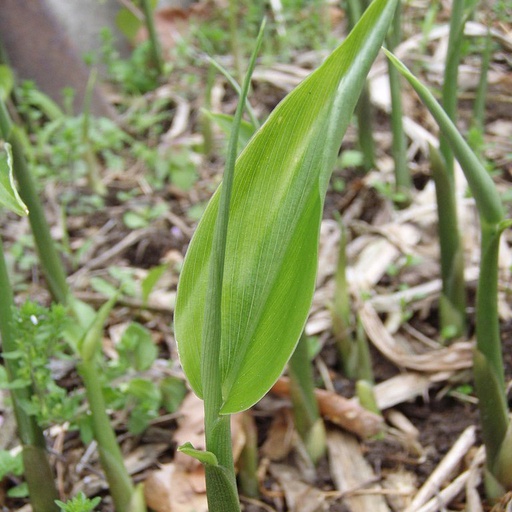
[175,0,398,414]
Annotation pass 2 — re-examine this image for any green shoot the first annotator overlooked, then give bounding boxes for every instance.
[386,0,411,203]
[237,413,259,498]
[288,333,326,464]
[140,0,164,77]
[0,139,59,511]
[175,0,397,506]
[345,0,376,172]
[385,48,512,496]
[178,20,267,512]
[73,296,147,512]
[435,0,478,338]
[0,97,70,304]
[469,29,492,159]
[81,68,107,196]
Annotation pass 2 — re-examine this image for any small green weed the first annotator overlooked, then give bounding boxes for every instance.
[0,449,27,498]
[99,28,162,94]
[55,492,101,512]
[0,302,80,427]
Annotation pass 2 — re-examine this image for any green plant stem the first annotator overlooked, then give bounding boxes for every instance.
[140,0,164,76]
[288,334,326,464]
[386,1,410,201]
[202,63,216,157]
[439,0,465,176]
[79,360,140,511]
[346,0,375,172]
[356,86,376,171]
[0,100,69,304]
[355,379,380,415]
[82,68,106,196]
[237,413,259,498]
[229,0,242,83]
[204,55,260,130]
[354,316,374,382]
[385,48,510,493]
[430,146,466,339]
[332,223,354,375]
[0,238,59,511]
[434,0,466,338]
[472,29,492,135]
[199,22,265,512]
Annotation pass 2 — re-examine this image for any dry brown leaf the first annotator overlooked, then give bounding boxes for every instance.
[144,463,208,512]
[381,470,417,512]
[271,377,384,438]
[327,430,390,512]
[261,408,296,461]
[373,373,432,410]
[269,463,327,512]
[360,302,473,372]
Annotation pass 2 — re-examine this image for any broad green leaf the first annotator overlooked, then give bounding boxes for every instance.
[115,0,158,41]
[116,8,142,41]
[175,0,398,414]
[0,143,28,216]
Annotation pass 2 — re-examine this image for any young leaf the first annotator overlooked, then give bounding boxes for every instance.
[0,143,29,216]
[202,111,256,154]
[175,0,398,414]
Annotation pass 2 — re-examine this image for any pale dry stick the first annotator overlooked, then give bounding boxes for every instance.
[327,430,390,512]
[160,95,191,144]
[416,447,485,512]
[404,425,477,512]
[73,290,176,314]
[466,447,484,512]
[369,267,479,313]
[269,0,286,37]
[416,471,475,512]
[69,228,155,281]
[385,410,419,439]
